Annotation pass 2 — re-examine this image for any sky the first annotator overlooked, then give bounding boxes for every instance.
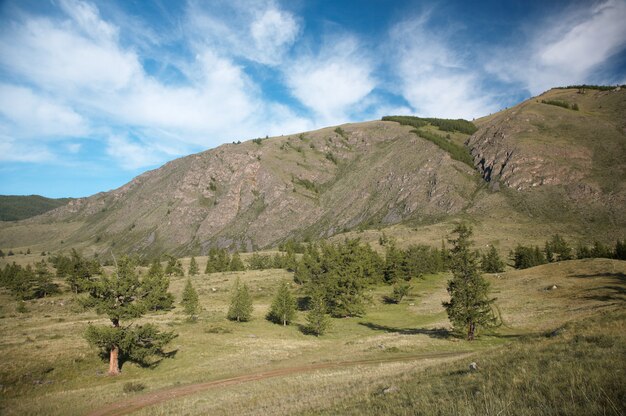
[1,0,625,198]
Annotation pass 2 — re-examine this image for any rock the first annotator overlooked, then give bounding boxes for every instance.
[547,284,558,290]
[383,385,399,394]
[211,287,217,292]
[469,362,478,372]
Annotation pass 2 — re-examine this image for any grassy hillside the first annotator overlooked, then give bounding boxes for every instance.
[0,253,623,415]
[0,195,71,221]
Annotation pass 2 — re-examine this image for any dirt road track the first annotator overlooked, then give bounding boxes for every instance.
[88,351,470,416]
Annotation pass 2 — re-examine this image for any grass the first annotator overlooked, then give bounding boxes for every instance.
[0,254,623,415]
[302,311,626,415]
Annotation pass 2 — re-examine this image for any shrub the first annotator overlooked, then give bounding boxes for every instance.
[122,382,146,393]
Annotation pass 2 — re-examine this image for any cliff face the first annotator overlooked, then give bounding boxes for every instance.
[467,88,626,227]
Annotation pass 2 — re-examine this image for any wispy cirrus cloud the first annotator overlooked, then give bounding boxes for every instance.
[387,17,500,119]
[486,0,626,94]
[186,0,300,66]
[285,36,376,125]
[0,0,308,170]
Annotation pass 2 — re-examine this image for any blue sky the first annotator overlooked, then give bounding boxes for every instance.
[1,0,625,198]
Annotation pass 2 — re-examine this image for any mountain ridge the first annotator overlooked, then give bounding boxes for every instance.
[1,87,624,256]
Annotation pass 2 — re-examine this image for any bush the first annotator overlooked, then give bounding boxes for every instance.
[122,382,146,393]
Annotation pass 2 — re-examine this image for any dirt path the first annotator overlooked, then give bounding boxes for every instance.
[88,351,470,416]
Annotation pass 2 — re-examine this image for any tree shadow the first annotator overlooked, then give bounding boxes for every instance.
[570,272,626,303]
[116,349,179,371]
[358,322,451,339]
[296,296,311,311]
[571,272,626,281]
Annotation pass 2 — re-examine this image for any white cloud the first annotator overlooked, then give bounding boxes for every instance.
[65,143,82,154]
[0,83,88,138]
[250,7,300,65]
[285,37,376,125]
[0,16,140,94]
[0,135,54,162]
[187,0,300,66]
[105,135,167,170]
[0,0,312,167]
[487,0,626,94]
[389,19,498,119]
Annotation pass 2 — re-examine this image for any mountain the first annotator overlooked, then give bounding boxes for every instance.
[0,87,624,256]
[0,195,72,221]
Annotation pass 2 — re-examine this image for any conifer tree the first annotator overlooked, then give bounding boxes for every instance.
[83,256,176,375]
[481,246,505,273]
[215,249,231,272]
[383,241,405,283]
[165,256,184,276]
[141,259,174,311]
[227,277,253,322]
[188,256,199,276]
[180,278,199,320]
[545,234,572,262]
[205,249,217,274]
[443,225,498,340]
[267,280,296,325]
[305,291,331,336]
[388,281,411,304]
[229,252,246,271]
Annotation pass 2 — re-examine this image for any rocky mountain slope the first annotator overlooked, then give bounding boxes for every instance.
[0,87,624,256]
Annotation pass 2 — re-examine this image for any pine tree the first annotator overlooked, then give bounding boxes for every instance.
[188,257,199,276]
[141,259,174,311]
[180,278,199,320]
[383,241,405,283]
[215,249,231,272]
[388,281,411,304]
[305,291,331,336]
[227,277,253,322]
[229,252,245,271]
[205,249,217,274]
[267,281,296,325]
[443,225,498,340]
[615,239,626,260]
[83,256,176,375]
[481,246,505,273]
[545,234,572,262]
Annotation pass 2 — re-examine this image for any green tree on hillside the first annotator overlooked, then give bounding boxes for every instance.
[513,245,546,269]
[481,246,505,273]
[387,281,411,304]
[443,225,499,340]
[229,252,246,271]
[267,280,296,326]
[305,291,331,336]
[188,257,199,276]
[83,256,176,375]
[227,277,253,322]
[545,234,573,262]
[141,259,174,311]
[180,278,199,321]
[165,256,184,276]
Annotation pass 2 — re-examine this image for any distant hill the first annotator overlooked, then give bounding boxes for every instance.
[0,195,72,221]
[0,87,624,256]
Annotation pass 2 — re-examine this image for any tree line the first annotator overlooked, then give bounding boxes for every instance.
[512,235,626,269]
